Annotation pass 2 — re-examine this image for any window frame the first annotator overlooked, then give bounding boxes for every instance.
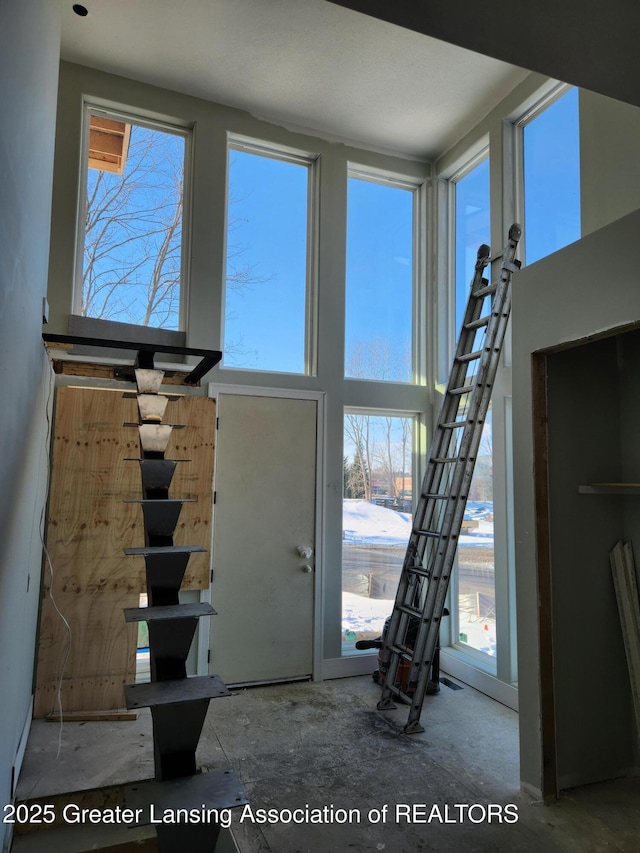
[222,134,319,376]
[74,98,194,332]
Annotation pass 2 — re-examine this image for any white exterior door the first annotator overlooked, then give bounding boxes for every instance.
[209,393,317,685]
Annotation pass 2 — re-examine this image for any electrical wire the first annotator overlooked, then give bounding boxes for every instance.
[42,541,72,758]
[38,355,72,759]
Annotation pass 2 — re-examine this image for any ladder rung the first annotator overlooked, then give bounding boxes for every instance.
[472,281,498,298]
[386,683,414,704]
[464,315,491,331]
[448,384,474,396]
[389,644,413,661]
[413,529,440,538]
[397,604,422,619]
[421,492,449,500]
[430,456,458,464]
[407,565,430,579]
[440,420,468,429]
[456,349,483,363]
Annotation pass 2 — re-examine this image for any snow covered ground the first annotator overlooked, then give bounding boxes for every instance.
[343,499,412,546]
[342,499,495,652]
[342,499,494,549]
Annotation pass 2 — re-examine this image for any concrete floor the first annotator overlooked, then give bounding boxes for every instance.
[14,675,640,852]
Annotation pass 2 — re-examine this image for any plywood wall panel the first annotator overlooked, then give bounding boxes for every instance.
[35,386,215,717]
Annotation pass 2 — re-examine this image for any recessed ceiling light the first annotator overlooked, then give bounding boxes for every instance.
[72,4,88,16]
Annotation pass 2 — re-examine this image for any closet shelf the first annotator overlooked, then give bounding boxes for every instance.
[578,483,640,495]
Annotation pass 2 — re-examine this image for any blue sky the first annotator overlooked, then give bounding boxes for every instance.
[224,151,308,372]
[223,157,414,377]
[85,89,580,375]
[455,87,580,325]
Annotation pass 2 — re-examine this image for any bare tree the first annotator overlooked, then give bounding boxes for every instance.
[82,125,184,328]
[82,127,271,336]
[344,339,413,504]
[469,409,493,502]
[346,336,411,383]
[344,413,373,501]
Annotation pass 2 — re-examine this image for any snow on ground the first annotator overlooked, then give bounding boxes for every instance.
[459,518,494,548]
[343,498,494,548]
[343,499,412,546]
[343,591,393,638]
[342,499,494,642]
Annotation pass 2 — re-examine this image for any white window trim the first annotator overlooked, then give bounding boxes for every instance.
[222,134,320,377]
[74,98,194,331]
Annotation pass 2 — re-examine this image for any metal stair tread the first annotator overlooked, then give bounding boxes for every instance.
[123,498,197,504]
[125,768,248,818]
[124,602,216,623]
[125,675,230,709]
[125,545,206,555]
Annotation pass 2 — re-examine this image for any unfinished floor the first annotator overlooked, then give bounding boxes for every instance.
[14,674,640,852]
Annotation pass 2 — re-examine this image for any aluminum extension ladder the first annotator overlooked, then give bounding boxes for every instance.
[377,223,522,734]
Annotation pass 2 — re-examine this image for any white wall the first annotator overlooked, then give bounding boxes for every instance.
[0,0,61,848]
[512,208,640,796]
[579,90,640,236]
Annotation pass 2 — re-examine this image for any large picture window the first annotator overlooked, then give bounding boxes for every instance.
[223,142,314,374]
[345,173,415,383]
[77,107,189,330]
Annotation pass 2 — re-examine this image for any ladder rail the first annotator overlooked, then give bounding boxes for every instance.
[377,224,521,732]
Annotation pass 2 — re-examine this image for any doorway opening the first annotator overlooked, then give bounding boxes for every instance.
[534,328,640,798]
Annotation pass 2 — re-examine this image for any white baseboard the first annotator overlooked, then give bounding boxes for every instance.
[440,650,518,710]
[321,653,378,680]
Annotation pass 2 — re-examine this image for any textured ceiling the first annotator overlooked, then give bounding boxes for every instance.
[61,0,529,160]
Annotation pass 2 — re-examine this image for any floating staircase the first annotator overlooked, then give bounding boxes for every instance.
[122,365,247,850]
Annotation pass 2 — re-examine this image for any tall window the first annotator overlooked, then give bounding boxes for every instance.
[223,143,313,374]
[78,107,188,330]
[453,156,496,660]
[345,174,415,383]
[521,87,581,264]
[342,412,414,649]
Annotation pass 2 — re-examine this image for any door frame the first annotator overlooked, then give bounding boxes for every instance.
[198,383,325,683]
